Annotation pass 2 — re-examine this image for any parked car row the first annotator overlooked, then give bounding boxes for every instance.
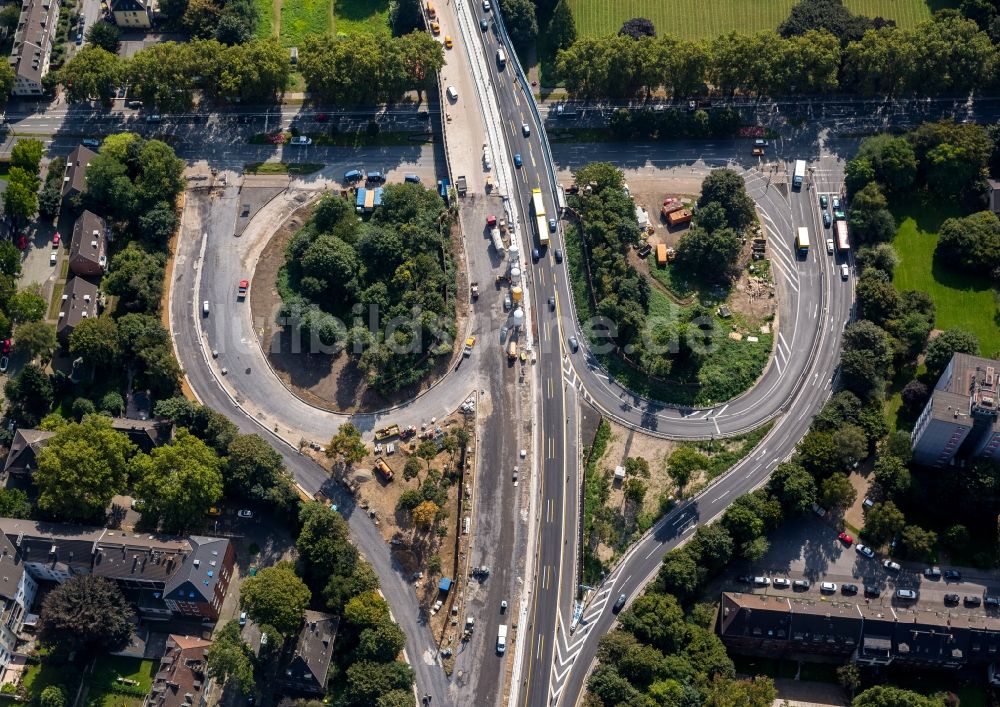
[740,574,919,601]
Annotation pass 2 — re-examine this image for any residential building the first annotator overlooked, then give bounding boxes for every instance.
[69,210,108,277]
[0,518,235,621]
[147,634,213,707]
[110,418,173,452]
[275,611,338,695]
[56,276,99,343]
[8,0,59,96]
[62,145,96,199]
[911,353,1000,467]
[110,0,154,27]
[0,543,36,685]
[718,591,1000,670]
[2,428,54,477]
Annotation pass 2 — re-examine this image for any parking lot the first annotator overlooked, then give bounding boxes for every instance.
[728,516,1000,617]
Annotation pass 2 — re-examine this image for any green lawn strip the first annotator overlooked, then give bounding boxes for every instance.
[0,159,10,182]
[244,162,324,175]
[279,0,330,47]
[22,661,84,701]
[582,418,612,585]
[566,0,948,40]
[681,421,773,481]
[891,203,1000,357]
[333,0,390,35]
[254,0,274,39]
[249,130,431,147]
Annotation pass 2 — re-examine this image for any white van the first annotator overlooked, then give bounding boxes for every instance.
[202,301,210,316]
[446,86,458,101]
[496,48,506,68]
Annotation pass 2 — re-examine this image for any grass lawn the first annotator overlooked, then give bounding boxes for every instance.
[244,161,324,175]
[22,662,84,701]
[0,160,10,182]
[334,0,390,35]
[254,0,274,39]
[892,204,1000,358]
[85,657,155,707]
[279,0,331,47]
[566,0,952,40]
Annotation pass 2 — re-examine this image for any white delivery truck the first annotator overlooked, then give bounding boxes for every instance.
[496,624,508,654]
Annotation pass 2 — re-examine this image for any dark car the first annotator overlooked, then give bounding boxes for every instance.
[737,575,753,584]
[612,593,627,613]
[965,595,982,607]
[822,211,832,228]
[548,218,557,233]
[864,585,881,598]
[945,570,962,581]
[532,247,540,262]
[480,17,488,30]
[568,336,579,353]
[554,248,563,263]
[548,296,555,310]
[945,593,960,604]
[841,583,859,595]
[986,596,1000,608]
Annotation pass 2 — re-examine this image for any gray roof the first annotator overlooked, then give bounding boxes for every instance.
[279,610,338,693]
[8,0,58,86]
[927,352,1000,425]
[56,276,99,338]
[110,0,149,12]
[3,428,54,473]
[109,418,173,452]
[0,519,230,602]
[63,145,97,198]
[69,210,107,276]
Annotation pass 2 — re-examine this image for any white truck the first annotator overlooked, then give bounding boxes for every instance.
[496,624,508,654]
[792,159,806,190]
[492,227,505,256]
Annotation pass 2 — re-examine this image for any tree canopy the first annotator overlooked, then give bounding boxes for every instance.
[37,575,135,654]
[239,561,311,637]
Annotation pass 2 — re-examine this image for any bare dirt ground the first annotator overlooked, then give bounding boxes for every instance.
[250,197,469,414]
[300,406,474,645]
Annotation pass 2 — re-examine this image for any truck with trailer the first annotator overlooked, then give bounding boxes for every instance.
[374,458,395,482]
[496,624,508,654]
[796,227,810,252]
[531,188,549,246]
[835,220,850,253]
[792,160,806,190]
[491,228,505,255]
[375,424,400,440]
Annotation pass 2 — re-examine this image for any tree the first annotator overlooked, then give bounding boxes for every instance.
[101,391,125,416]
[206,620,255,693]
[0,59,13,107]
[0,241,21,278]
[587,665,641,705]
[741,535,770,564]
[344,591,391,629]
[240,562,311,637]
[86,20,121,53]
[327,422,367,465]
[796,429,840,476]
[35,414,135,522]
[14,321,56,361]
[388,0,422,36]
[864,500,906,543]
[849,182,896,246]
[838,664,861,698]
[853,685,942,707]
[9,288,47,323]
[657,548,703,601]
[676,225,742,277]
[4,363,52,426]
[619,17,655,39]
[39,686,67,707]
[345,661,415,706]
[703,675,777,707]
[779,0,879,41]
[39,183,63,218]
[412,500,439,528]
[58,47,123,104]
[10,138,43,174]
[37,575,135,653]
[138,202,179,249]
[0,488,30,518]
[296,501,357,590]
[857,133,917,194]
[357,620,407,662]
[697,169,756,231]
[377,691,417,707]
[820,473,857,510]
[667,447,707,494]
[925,328,980,377]
[767,462,817,514]
[69,316,120,366]
[548,0,577,51]
[900,524,937,561]
[873,455,911,499]
[403,457,422,481]
[226,434,286,500]
[618,592,687,652]
[132,429,223,532]
[4,167,38,224]
[935,211,1000,278]
[103,244,166,313]
[501,0,538,49]
[689,523,733,571]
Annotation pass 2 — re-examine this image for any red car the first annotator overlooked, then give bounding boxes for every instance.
[16,235,27,251]
[2,339,12,354]
[52,232,60,247]
[487,214,497,227]
[838,531,854,545]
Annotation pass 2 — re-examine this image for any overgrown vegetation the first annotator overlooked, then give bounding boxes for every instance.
[278,184,457,392]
